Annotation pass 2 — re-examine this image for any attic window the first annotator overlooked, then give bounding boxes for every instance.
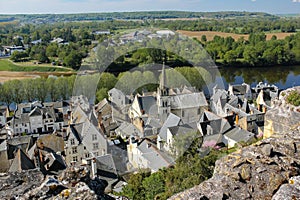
[72,156,78,162]
[72,147,77,154]
[92,134,97,141]
[70,139,75,145]
[93,143,99,150]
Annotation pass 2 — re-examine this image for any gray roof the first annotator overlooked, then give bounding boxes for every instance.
[115,122,142,137]
[144,117,161,129]
[28,107,42,117]
[96,154,117,175]
[69,123,85,143]
[15,103,32,118]
[159,113,181,141]
[168,124,194,137]
[224,127,254,143]
[211,89,228,102]
[137,96,158,116]
[9,148,35,172]
[137,139,173,172]
[202,133,223,147]
[199,111,232,135]
[231,84,247,95]
[200,110,221,122]
[0,140,7,151]
[171,92,208,109]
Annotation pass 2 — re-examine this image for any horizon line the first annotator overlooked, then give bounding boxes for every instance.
[0,10,299,16]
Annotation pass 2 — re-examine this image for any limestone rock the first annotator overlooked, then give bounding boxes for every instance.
[272,176,300,200]
[169,130,300,200]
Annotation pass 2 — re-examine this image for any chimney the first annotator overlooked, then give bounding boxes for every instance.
[263,106,267,113]
[91,158,97,179]
[235,114,239,125]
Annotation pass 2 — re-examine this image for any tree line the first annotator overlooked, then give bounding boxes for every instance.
[0,11,278,24]
[154,18,300,34]
[203,32,300,67]
[0,76,75,110]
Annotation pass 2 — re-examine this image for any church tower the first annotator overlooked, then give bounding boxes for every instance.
[157,62,170,122]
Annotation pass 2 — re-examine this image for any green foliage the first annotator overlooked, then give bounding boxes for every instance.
[0,75,75,105]
[120,149,220,200]
[63,50,83,70]
[286,90,300,106]
[0,59,69,72]
[96,88,109,103]
[10,51,28,62]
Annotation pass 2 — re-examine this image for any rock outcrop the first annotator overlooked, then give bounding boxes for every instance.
[264,87,300,138]
[0,166,114,200]
[170,129,300,200]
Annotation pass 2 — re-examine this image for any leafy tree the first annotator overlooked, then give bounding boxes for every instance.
[63,50,82,69]
[142,172,165,200]
[10,51,28,62]
[96,88,109,103]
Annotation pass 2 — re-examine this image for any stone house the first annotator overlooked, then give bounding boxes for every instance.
[64,120,108,166]
[127,138,174,172]
[0,106,9,128]
[223,127,255,148]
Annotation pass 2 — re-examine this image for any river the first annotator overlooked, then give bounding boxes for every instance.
[218,65,300,89]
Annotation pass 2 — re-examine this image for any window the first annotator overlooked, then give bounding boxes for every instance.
[92,134,97,141]
[72,156,78,162]
[197,108,201,115]
[93,143,99,150]
[94,152,99,157]
[85,153,90,158]
[70,139,75,145]
[182,110,185,117]
[72,147,77,154]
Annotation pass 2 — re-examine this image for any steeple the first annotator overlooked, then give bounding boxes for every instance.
[158,61,169,97]
[159,61,166,90]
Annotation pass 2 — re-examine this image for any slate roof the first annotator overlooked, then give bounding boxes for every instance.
[211,89,228,102]
[137,139,173,172]
[29,107,42,117]
[168,124,194,137]
[69,123,85,143]
[224,127,254,143]
[115,122,142,137]
[159,113,181,141]
[200,110,221,122]
[8,148,35,172]
[15,103,32,118]
[170,92,208,109]
[96,154,117,175]
[199,111,232,135]
[202,133,223,147]
[137,96,158,116]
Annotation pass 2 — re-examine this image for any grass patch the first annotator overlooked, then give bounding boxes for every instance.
[0,59,70,72]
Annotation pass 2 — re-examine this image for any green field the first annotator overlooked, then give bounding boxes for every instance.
[0,59,71,72]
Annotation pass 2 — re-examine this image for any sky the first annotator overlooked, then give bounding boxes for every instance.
[0,0,299,14]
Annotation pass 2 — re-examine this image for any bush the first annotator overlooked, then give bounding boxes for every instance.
[286,91,300,106]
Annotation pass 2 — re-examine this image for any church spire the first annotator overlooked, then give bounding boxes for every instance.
[160,61,166,90]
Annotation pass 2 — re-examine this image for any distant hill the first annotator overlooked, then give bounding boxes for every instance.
[0,11,279,24]
[277,13,300,18]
